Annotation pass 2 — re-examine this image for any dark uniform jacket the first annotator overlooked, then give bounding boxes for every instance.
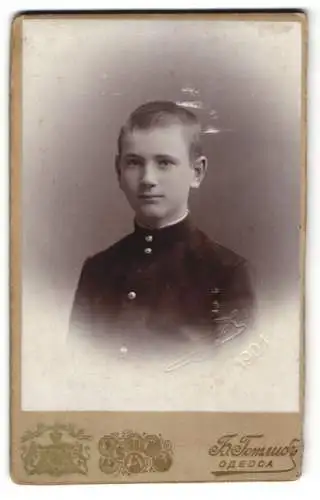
[69,216,255,355]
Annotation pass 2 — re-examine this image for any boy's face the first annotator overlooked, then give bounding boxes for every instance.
[116,124,206,227]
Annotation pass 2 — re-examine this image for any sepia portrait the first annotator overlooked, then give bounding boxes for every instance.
[68,99,256,356]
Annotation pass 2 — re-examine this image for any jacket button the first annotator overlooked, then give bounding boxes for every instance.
[145,235,153,242]
[127,291,137,300]
[144,247,152,254]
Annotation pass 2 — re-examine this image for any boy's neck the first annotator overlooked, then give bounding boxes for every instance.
[135,210,189,230]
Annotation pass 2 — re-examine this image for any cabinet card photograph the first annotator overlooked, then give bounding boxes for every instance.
[10,11,307,483]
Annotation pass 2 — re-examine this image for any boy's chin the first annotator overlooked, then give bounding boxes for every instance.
[137,206,165,219]
[136,207,168,226]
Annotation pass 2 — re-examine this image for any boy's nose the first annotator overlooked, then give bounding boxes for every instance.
[140,163,158,186]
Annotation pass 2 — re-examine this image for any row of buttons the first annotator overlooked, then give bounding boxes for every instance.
[144,234,153,255]
[127,235,154,300]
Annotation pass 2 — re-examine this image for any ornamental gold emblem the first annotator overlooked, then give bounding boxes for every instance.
[98,430,173,476]
[20,423,92,476]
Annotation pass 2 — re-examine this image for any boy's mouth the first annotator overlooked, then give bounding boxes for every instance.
[138,194,164,200]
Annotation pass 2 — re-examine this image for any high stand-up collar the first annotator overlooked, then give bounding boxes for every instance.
[133,213,193,245]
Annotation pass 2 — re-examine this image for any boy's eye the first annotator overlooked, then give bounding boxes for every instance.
[126,157,142,167]
[157,158,174,169]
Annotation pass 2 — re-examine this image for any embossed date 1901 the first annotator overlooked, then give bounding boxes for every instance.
[233,333,269,369]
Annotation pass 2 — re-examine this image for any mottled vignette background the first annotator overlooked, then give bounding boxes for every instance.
[21,18,302,411]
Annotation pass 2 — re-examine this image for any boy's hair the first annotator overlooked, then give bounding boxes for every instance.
[117,101,203,160]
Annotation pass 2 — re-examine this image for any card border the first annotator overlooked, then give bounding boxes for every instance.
[9,10,308,484]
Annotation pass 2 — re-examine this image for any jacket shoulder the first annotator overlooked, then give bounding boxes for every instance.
[190,228,247,271]
[83,232,134,271]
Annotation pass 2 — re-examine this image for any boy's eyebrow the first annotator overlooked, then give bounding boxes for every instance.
[123,153,180,162]
[154,154,180,162]
[123,153,144,159]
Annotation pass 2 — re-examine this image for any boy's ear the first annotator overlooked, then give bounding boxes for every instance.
[115,155,121,183]
[190,156,208,188]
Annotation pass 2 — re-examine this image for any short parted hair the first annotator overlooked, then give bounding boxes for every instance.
[117,100,203,161]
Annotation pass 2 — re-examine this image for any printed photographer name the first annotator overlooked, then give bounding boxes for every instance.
[208,433,300,473]
[209,433,300,458]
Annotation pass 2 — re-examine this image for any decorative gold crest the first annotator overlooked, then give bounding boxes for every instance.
[20,423,92,476]
[98,430,173,475]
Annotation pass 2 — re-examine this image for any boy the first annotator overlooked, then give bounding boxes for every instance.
[69,101,255,355]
